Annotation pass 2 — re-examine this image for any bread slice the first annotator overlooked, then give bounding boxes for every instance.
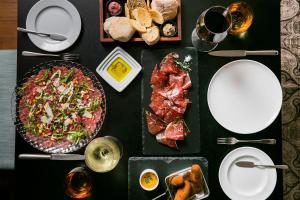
[149,9,164,24]
[136,8,152,28]
[130,19,147,33]
[127,0,147,16]
[141,26,160,46]
[125,3,130,18]
[132,8,139,19]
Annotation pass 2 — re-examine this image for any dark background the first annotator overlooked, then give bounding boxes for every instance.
[0,0,282,199]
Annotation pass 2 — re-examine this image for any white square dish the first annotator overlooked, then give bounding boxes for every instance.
[96,47,142,92]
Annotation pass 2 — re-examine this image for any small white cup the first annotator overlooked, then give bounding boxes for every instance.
[139,169,159,191]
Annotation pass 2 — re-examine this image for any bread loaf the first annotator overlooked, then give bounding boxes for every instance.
[151,0,179,21]
[104,17,136,42]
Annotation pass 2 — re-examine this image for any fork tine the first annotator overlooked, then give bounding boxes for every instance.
[217,142,227,144]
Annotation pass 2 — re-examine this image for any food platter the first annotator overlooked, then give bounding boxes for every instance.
[141,47,200,155]
[99,0,182,43]
[128,157,209,200]
[14,60,106,153]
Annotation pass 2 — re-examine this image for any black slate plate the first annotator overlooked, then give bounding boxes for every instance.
[141,47,200,155]
[128,157,208,200]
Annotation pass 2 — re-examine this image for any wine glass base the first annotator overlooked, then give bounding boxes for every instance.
[191,29,218,52]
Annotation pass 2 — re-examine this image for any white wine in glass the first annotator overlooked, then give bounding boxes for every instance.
[84,136,122,173]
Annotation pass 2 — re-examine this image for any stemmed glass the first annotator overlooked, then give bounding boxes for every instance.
[191,6,232,52]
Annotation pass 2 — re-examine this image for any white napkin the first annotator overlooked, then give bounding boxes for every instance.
[0,50,16,169]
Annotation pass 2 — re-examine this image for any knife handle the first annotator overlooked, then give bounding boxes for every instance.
[18,154,51,160]
[246,50,278,56]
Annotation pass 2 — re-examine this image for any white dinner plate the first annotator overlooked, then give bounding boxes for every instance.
[26,0,81,52]
[207,59,282,134]
[219,147,277,200]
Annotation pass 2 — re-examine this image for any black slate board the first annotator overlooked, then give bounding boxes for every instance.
[141,47,200,155]
[128,157,208,200]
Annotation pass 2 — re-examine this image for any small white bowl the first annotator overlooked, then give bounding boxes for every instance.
[139,169,159,191]
[96,46,142,92]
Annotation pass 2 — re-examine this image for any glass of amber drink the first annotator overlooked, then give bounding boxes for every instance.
[228,1,254,34]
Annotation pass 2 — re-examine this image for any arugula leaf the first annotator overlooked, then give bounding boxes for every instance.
[78,108,85,117]
[67,131,85,144]
[51,133,64,140]
[89,99,101,112]
[60,69,74,83]
[35,69,49,84]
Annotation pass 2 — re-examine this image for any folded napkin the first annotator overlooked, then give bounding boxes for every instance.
[0,50,17,170]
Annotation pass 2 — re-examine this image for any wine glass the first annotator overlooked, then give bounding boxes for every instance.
[191,6,232,52]
[84,136,123,173]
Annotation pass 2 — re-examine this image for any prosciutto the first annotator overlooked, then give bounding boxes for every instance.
[145,52,192,149]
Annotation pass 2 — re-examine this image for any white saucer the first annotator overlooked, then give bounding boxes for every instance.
[219,147,277,200]
[26,0,81,52]
[207,59,282,134]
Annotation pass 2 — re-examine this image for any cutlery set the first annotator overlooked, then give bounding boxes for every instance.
[17,27,79,61]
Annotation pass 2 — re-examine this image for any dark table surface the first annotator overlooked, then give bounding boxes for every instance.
[16,0,282,199]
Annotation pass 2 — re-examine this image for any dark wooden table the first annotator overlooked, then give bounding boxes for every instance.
[16,0,282,199]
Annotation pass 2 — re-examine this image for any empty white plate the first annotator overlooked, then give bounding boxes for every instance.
[207,59,282,134]
[26,0,81,52]
[219,147,277,200]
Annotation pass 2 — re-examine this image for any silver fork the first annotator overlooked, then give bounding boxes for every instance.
[217,137,276,145]
[22,51,80,61]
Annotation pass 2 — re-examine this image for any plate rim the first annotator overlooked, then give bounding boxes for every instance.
[218,146,277,200]
[25,0,82,52]
[207,59,282,134]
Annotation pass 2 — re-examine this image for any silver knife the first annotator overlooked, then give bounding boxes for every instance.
[208,50,278,57]
[18,154,85,160]
[17,27,67,41]
[235,161,289,170]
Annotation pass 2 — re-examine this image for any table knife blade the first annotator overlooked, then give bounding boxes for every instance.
[18,153,85,160]
[208,50,278,57]
[209,50,246,57]
[235,161,255,168]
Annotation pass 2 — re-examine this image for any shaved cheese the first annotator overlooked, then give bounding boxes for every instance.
[50,70,61,80]
[61,103,69,109]
[59,82,74,102]
[71,113,77,119]
[83,110,92,118]
[53,78,60,87]
[44,102,54,124]
[58,85,66,93]
[40,116,48,124]
[64,118,72,127]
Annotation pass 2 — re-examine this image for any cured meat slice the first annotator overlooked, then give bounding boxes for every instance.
[163,108,182,123]
[150,90,173,118]
[160,53,180,74]
[156,132,178,149]
[182,73,192,89]
[151,65,168,88]
[169,73,186,87]
[165,120,186,140]
[145,110,166,135]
